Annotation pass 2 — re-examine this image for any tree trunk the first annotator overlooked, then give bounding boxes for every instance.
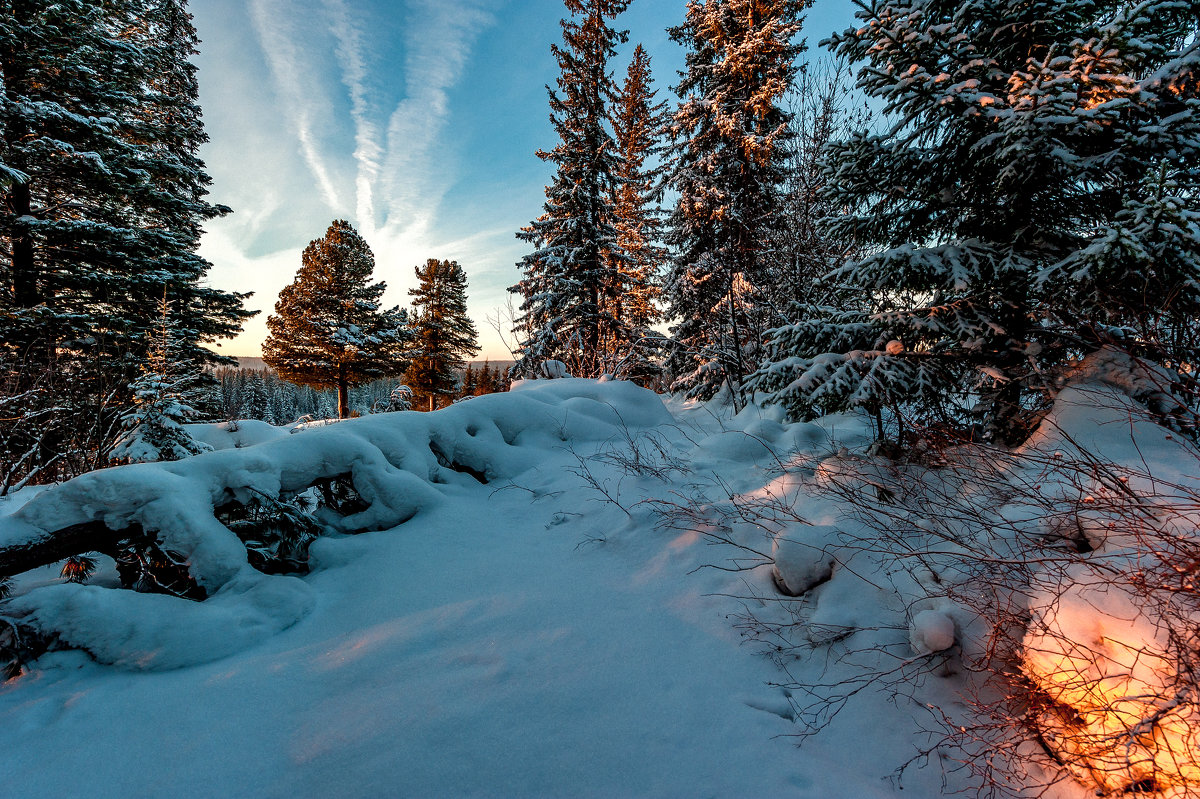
[726,263,746,411]
[8,179,37,308]
[337,365,349,419]
[3,3,37,309]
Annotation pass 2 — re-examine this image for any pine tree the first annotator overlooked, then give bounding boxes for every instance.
[406,259,480,411]
[461,364,477,399]
[610,44,670,383]
[477,360,494,396]
[263,220,414,418]
[109,293,213,464]
[510,0,630,378]
[663,0,806,403]
[752,0,1200,442]
[0,0,250,483]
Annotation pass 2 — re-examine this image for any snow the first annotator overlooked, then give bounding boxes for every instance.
[909,609,956,654]
[6,572,313,671]
[771,524,839,596]
[0,376,1196,797]
[185,419,290,450]
[0,380,906,798]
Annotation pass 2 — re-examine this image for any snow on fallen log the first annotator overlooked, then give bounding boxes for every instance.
[0,380,670,671]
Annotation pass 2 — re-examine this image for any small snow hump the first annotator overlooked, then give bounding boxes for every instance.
[771,527,839,597]
[909,609,956,655]
[540,360,570,379]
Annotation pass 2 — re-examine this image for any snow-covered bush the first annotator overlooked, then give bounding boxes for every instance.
[540,359,570,380]
[381,383,413,412]
[109,367,213,464]
[799,388,1200,796]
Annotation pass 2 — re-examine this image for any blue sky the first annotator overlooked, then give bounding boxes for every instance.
[192,0,857,359]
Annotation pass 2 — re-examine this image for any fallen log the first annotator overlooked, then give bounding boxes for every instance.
[0,521,133,581]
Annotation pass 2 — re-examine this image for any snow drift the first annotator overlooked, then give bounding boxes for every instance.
[0,380,671,671]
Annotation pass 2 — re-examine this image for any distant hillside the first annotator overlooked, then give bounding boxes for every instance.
[232,357,269,371]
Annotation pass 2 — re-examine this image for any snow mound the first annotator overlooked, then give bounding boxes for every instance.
[771,525,840,596]
[185,419,290,450]
[1,380,670,672]
[909,609,956,655]
[8,572,313,670]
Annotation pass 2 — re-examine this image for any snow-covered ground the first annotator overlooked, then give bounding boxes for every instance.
[1,375,1195,797]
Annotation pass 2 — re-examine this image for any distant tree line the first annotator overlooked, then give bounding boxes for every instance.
[207,361,510,426]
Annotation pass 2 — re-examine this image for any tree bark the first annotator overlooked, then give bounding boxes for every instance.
[8,176,37,309]
[3,3,37,309]
[337,366,350,419]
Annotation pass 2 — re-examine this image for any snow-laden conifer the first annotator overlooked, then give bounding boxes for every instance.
[609,44,670,384]
[510,0,631,379]
[664,0,806,403]
[0,0,249,482]
[110,294,213,464]
[753,0,1200,442]
[384,383,413,412]
[406,259,480,411]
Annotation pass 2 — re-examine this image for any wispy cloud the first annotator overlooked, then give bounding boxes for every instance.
[379,0,496,234]
[248,0,345,211]
[322,0,385,228]
[247,0,498,258]
[225,0,510,355]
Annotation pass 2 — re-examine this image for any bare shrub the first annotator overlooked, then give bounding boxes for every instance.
[649,391,1200,797]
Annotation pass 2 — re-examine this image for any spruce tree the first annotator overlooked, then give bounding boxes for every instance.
[477,360,494,396]
[663,0,806,403]
[243,374,269,421]
[610,44,670,384]
[0,0,249,483]
[462,364,477,399]
[126,0,251,365]
[752,0,1200,442]
[263,220,414,419]
[406,258,480,411]
[510,0,630,378]
[109,293,213,464]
